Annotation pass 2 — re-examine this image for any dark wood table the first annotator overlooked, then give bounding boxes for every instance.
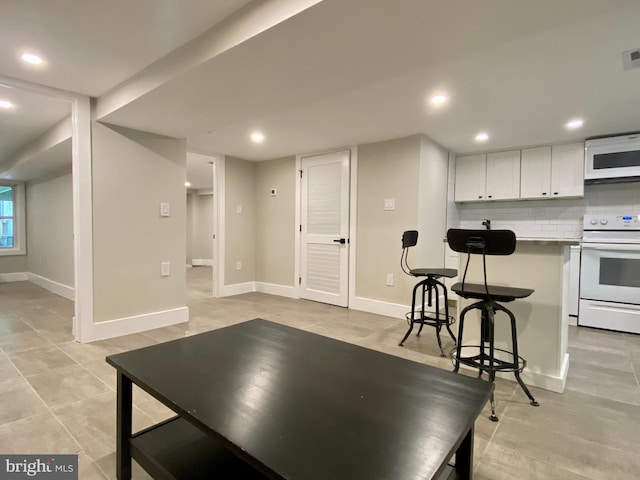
[106,318,492,480]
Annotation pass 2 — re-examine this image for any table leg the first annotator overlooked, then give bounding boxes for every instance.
[455,425,474,480]
[116,372,132,480]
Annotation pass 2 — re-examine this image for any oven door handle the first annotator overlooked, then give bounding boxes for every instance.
[582,243,640,251]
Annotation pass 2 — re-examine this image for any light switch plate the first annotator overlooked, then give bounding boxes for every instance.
[161,262,171,277]
[160,202,171,217]
[384,198,395,211]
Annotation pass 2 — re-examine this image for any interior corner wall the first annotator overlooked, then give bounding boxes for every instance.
[417,135,449,267]
[26,169,74,287]
[91,122,187,323]
[255,156,296,286]
[356,135,422,304]
[186,192,194,264]
[225,156,256,286]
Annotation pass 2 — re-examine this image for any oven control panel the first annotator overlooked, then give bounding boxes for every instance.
[583,213,640,231]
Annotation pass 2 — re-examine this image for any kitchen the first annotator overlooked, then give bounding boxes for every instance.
[446,133,640,393]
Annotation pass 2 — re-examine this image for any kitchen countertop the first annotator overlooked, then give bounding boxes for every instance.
[443,237,580,245]
[516,237,581,244]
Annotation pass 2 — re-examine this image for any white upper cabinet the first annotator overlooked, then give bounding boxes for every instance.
[455,142,585,202]
[454,154,486,202]
[551,142,584,198]
[486,150,521,200]
[520,146,552,199]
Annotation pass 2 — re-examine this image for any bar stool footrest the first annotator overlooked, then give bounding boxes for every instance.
[449,345,527,373]
[405,311,456,328]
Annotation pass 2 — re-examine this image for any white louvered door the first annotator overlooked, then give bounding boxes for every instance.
[300,150,350,307]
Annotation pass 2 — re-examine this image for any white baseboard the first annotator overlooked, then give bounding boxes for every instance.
[568,315,578,327]
[221,282,256,297]
[0,272,28,283]
[349,293,448,320]
[77,306,189,343]
[27,273,74,301]
[192,258,214,266]
[255,282,298,298]
[349,296,408,319]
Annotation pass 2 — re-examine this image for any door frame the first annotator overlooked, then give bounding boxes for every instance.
[294,146,358,305]
[0,74,93,342]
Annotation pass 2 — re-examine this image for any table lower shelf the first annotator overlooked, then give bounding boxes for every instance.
[131,417,462,480]
[130,416,267,480]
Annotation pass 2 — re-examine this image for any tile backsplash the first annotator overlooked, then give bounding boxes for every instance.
[450,182,640,239]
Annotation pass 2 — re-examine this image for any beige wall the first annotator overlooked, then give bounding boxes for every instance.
[355,134,449,304]
[417,135,449,267]
[0,256,28,274]
[356,136,422,303]
[225,156,256,285]
[26,169,74,286]
[255,156,296,286]
[92,123,186,323]
[187,192,214,261]
[186,193,194,263]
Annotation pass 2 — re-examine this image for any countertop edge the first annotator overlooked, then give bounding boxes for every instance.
[442,237,580,244]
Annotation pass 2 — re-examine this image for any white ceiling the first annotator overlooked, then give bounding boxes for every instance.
[1,0,640,181]
[0,0,254,96]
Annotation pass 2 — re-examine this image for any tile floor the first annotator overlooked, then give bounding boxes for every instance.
[0,266,639,479]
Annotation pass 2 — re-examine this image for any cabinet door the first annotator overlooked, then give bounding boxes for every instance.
[551,143,584,198]
[455,154,486,202]
[520,146,551,199]
[486,150,521,200]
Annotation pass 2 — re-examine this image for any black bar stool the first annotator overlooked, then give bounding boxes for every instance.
[398,230,457,356]
[447,228,539,422]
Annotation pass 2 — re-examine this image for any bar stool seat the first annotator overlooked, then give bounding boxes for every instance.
[451,283,533,303]
[447,228,539,422]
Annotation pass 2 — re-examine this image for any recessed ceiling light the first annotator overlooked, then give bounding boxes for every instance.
[475,132,489,142]
[184,181,191,187]
[250,131,265,143]
[0,99,13,109]
[430,94,449,105]
[565,118,584,130]
[21,52,43,65]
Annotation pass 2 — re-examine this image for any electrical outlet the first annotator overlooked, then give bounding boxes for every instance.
[384,198,395,211]
[161,262,171,277]
[236,204,242,214]
[386,273,394,286]
[160,202,171,217]
[236,261,242,271]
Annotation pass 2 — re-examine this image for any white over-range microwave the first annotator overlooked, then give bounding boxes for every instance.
[585,133,640,183]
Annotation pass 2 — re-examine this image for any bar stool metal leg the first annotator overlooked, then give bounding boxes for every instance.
[399,280,421,346]
[504,306,539,407]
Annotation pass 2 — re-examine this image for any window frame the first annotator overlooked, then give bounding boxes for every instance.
[0,182,26,256]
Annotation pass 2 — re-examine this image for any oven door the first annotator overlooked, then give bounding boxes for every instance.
[580,243,640,304]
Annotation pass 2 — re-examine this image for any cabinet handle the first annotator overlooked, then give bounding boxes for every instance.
[542,192,547,195]
[553,192,559,195]
[488,195,492,198]
[478,195,483,199]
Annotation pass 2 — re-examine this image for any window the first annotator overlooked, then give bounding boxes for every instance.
[0,186,15,248]
[0,183,26,255]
